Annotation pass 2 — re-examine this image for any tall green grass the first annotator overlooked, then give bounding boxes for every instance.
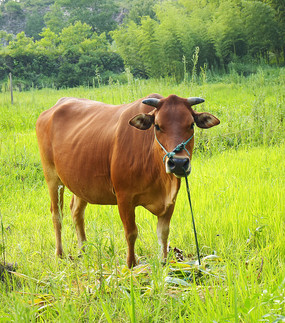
[0,67,284,321]
[1,66,284,153]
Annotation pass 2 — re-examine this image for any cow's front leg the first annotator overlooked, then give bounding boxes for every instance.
[156,205,174,260]
[117,198,138,268]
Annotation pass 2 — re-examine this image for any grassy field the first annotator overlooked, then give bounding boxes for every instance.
[0,67,284,322]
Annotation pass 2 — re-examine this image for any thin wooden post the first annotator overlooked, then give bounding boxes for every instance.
[9,73,13,105]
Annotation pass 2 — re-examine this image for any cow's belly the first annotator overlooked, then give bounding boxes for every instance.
[59,172,117,205]
[54,151,117,205]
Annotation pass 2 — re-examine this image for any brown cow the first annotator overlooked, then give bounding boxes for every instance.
[36,94,219,268]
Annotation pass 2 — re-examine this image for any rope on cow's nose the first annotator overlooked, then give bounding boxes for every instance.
[154,127,200,265]
[183,169,201,266]
[154,128,193,163]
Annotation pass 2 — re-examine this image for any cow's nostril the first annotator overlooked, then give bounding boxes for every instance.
[167,159,175,170]
[183,158,190,171]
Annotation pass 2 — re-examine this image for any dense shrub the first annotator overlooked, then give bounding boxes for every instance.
[0,0,284,87]
[112,0,283,79]
[0,23,125,89]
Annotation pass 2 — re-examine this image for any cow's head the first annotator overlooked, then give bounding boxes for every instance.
[129,95,220,177]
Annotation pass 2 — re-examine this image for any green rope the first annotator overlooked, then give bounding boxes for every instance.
[153,127,200,265]
[184,169,201,265]
[154,129,193,163]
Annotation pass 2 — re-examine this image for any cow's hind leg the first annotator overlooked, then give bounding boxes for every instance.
[70,195,88,252]
[45,173,65,257]
[156,205,174,261]
[117,198,138,268]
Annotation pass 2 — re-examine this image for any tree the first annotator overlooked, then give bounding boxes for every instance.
[0,0,25,36]
[7,31,35,56]
[263,0,285,63]
[123,0,159,24]
[111,21,146,77]
[25,11,45,40]
[0,30,13,46]
[58,21,93,54]
[4,1,23,15]
[44,3,67,34]
[209,0,246,67]
[136,16,163,78]
[52,0,119,35]
[35,28,59,57]
[241,0,279,61]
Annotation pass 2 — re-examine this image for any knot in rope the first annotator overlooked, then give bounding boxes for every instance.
[173,142,187,153]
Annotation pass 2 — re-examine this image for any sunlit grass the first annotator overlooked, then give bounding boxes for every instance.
[0,67,284,321]
[1,144,284,322]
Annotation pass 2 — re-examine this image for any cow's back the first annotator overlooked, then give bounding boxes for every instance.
[36,97,155,205]
[36,98,127,204]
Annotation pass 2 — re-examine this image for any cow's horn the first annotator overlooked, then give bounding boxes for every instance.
[187,97,205,106]
[142,98,160,107]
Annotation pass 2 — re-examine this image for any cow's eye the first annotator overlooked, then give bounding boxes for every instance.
[190,123,195,129]
[155,124,160,131]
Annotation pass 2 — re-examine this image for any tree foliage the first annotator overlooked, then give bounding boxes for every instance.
[0,0,284,87]
[123,0,159,24]
[46,0,119,35]
[0,21,124,88]
[44,3,66,34]
[112,0,284,79]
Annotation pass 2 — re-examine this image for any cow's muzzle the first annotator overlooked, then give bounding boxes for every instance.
[166,157,191,177]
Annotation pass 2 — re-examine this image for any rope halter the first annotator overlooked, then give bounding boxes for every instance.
[154,128,194,163]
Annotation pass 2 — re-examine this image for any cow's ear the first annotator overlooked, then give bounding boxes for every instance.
[193,112,220,129]
[129,113,155,130]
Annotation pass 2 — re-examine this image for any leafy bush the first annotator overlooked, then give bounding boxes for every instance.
[0,23,125,89]
[112,0,284,80]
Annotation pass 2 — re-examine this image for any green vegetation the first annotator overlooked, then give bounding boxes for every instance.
[0,68,284,321]
[112,0,283,78]
[0,0,285,88]
[0,22,125,89]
